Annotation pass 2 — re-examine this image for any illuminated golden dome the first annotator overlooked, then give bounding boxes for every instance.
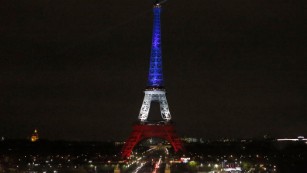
[30,129,39,142]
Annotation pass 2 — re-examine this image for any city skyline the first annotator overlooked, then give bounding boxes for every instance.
[0,0,306,140]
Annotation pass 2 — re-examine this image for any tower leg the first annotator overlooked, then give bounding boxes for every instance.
[139,94,152,121]
[159,94,171,121]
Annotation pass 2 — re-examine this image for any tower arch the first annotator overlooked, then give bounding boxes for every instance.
[121,123,184,158]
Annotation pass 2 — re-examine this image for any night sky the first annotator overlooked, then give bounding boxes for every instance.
[0,0,306,141]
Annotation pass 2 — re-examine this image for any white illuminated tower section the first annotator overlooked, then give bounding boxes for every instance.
[138,3,171,122]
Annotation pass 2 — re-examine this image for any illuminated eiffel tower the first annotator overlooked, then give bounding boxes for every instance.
[121,0,184,159]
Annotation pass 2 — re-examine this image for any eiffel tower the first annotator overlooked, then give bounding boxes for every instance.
[121,0,184,159]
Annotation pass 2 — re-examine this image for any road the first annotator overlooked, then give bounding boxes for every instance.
[129,157,165,173]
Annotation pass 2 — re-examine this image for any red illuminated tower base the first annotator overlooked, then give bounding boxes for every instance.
[121,123,184,158]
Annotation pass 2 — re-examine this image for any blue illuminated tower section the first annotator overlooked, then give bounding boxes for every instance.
[139,3,171,122]
[147,5,164,87]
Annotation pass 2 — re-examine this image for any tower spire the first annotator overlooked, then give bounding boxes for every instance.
[147,4,164,88]
[139,4,171,122]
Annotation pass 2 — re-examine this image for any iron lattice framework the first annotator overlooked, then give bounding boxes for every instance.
[121,2,184,159]
[139,89,171,121]
[147,5,163,87]
[121,123,184,159]
[139,4,171,122]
